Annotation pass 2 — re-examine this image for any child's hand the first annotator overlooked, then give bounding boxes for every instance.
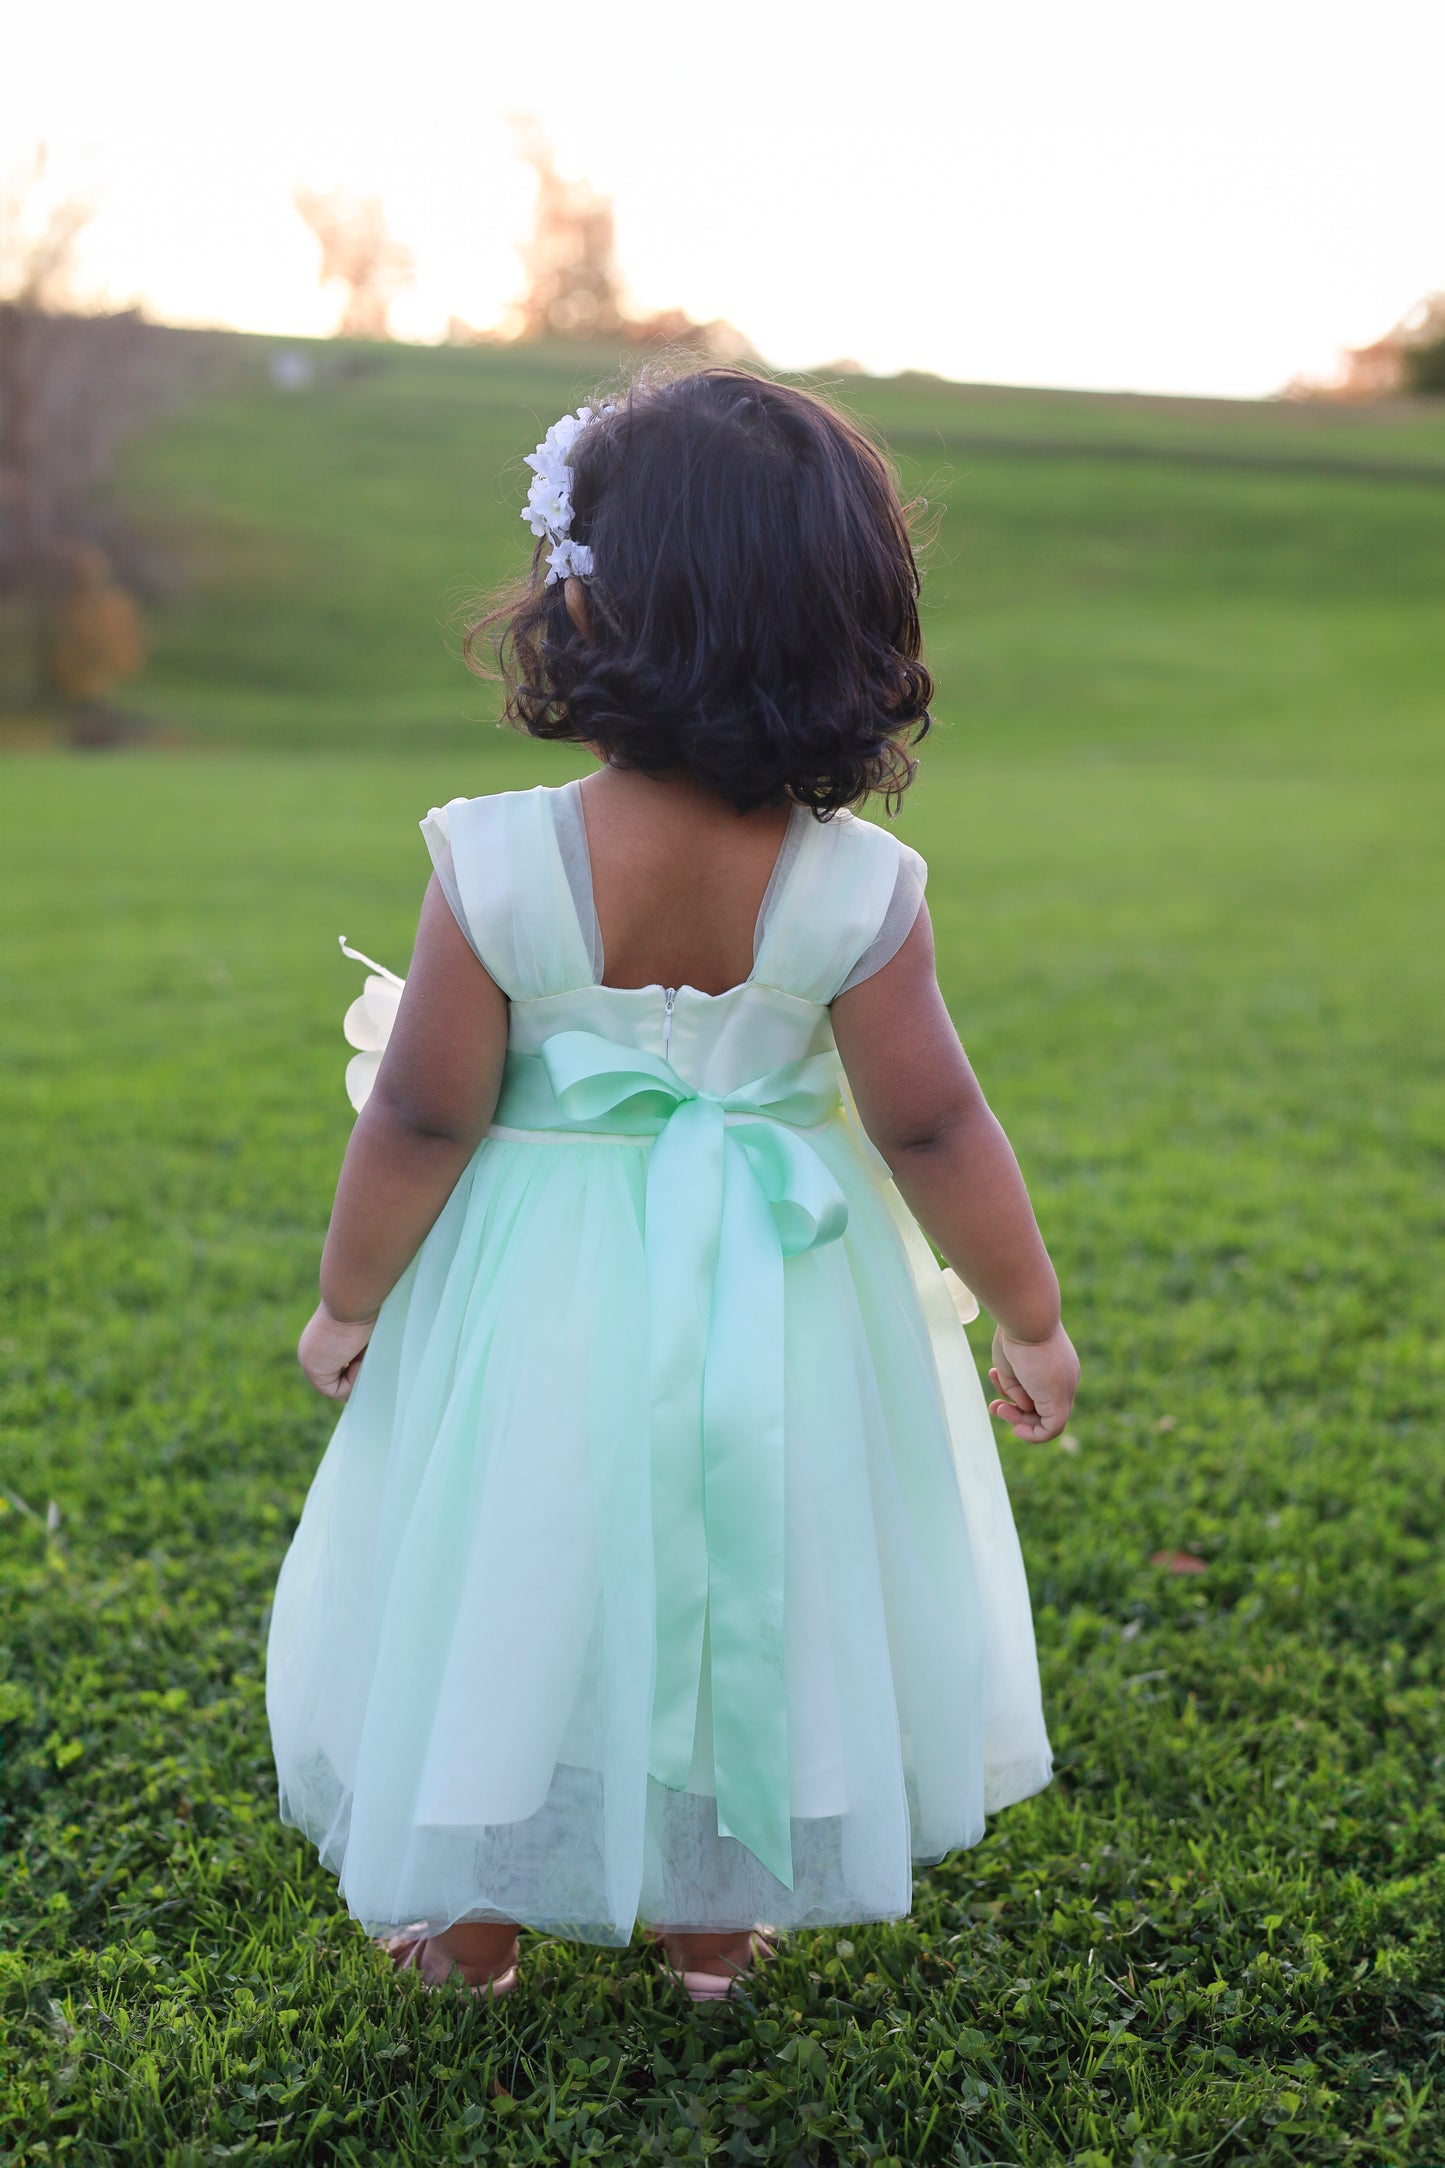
[298,1302,377,1400]
[988,1323,1079,1443]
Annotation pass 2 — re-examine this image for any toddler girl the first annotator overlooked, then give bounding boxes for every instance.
[267,368,1077,2002]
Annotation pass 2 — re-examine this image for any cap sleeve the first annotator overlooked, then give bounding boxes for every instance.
[419,787,595,1001]
[750,809,921,1004]
[420,803,488,968]
[832,843,927,995]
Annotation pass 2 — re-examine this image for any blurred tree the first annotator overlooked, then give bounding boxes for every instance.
[0,164,93,312]
[1401,294,1445,395]
[0,147,201,712]
[1405,339,1445,394]
[293,188,415,340]
[1286,292,1445,401]
[488,126,752,359]
[506,126,626,341]
[48,542,145,704]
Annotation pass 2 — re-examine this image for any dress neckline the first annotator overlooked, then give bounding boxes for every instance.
[557,778,809,999]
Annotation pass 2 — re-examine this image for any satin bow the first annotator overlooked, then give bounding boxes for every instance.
[492,1028,850,1888]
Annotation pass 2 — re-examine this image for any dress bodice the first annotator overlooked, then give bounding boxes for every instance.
[421,780,926,1098]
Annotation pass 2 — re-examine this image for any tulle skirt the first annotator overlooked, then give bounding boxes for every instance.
[265,1117,1051,1945]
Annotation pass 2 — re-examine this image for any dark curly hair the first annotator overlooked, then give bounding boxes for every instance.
[465,366,932,817]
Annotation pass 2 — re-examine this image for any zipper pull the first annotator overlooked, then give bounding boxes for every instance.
[662,986,676,1060]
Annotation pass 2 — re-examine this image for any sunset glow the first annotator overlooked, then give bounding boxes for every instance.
[7,0,1442,397]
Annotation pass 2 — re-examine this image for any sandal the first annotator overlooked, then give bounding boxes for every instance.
[376,1926,520,2000]
[649,1925,777,2003]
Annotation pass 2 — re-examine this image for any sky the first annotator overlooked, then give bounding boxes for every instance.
[5,0,1442,399]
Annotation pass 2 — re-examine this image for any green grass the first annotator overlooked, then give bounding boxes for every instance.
[2,340,1443,2164]
[6,331,1441,764]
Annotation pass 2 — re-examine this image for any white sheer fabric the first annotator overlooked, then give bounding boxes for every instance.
[835,853,927,994]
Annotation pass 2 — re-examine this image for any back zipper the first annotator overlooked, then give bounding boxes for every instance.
[662,985,677,1060]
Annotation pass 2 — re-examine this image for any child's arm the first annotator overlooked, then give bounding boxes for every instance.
[297,878,509,1399]
[831,901,1079,1442]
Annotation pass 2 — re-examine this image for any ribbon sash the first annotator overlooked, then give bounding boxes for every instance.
[493,1029,849,1888]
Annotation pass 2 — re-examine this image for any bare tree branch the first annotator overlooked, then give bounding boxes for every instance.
[0,147,208,705]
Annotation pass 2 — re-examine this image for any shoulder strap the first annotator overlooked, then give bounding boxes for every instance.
[751,809,917,1004]
[420,786,594,1000]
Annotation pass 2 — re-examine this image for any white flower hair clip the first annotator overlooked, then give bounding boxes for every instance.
[521,405,606,585]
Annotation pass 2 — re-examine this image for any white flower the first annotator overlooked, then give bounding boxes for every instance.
[942,1267,980,1324]
[338,938,404,1111]
[524,474,569,537]
[518,405,604,582]
[544,535,595,585]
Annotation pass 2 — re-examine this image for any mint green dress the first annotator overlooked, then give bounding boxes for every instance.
[266,782,1051,1945]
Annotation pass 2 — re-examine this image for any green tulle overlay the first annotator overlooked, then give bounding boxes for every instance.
[266,786,1051,1943]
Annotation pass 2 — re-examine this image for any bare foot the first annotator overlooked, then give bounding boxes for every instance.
[380,1920,521,1992]
[437,1920,522,1986]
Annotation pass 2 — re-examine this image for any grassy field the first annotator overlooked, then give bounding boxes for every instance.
[2,341,1443,2164]
[5,332,1442,764]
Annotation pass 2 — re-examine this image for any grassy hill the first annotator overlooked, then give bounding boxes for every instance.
[12,331,1441,764]
[3,340,1443,2164]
